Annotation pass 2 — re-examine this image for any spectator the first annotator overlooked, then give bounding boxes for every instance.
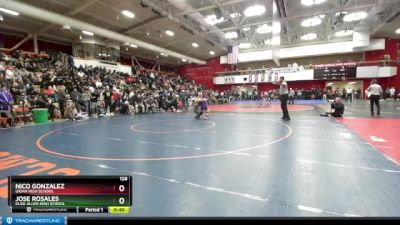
[346,87,353,103]
[385,87,390,99]
[0,85,15,126]
[342,88,346,99]
[390,87,396,99]
[81,88,91,115]
[289,88,295,105]
[297,89,302,100]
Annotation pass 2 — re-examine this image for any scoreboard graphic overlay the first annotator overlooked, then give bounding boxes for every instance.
[8,176,132,214]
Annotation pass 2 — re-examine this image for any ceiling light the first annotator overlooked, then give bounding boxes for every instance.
[343,11,367,22]
[238,43,252,49]
[319,14,325,18]
[301,33,317,40]
[82,30,94,36]
[230,13,240,18]
[192,42,199,48]
[336,11,348,17]
[165,30,175,36]
[301,17,322,27]
[225,32,238,39]
[301,0,326,6]
[0,15,3,21]
[242,27,251,31]
[161,52,168,57]
[0,7,19,16]
[256,24,272,34]
[129,44,138,48]
[205,14,225,25]
[264,39,272,45]
[396,28,400,34]
[209,51,215,55]
[335,30,354,37]
[182,59,187,62]
[79,35,82,40]
[244,5,266,17]
[122,10,135,18]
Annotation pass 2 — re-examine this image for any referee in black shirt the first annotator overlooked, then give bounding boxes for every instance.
[274,76,290,121]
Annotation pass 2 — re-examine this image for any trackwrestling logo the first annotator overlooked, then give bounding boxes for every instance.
[2,217,65,225]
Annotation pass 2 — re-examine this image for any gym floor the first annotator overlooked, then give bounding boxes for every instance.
[1,99,400,217]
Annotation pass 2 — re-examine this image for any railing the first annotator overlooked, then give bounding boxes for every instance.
[0,48,49,58]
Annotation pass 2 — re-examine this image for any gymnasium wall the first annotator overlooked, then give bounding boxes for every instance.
[177,56,230,89]
[177,38,400,91]
[364,38,400,89]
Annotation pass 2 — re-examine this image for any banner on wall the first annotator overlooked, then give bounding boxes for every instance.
[213,68,314,85]
[224,76,235,84]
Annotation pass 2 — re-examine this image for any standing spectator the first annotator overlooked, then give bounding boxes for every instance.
[297,89,302,100]
[48,98,56,122]
[356,88,361,99]
[385,87,390,99]
[247,90,252,100]
[365,79,383,116]
[70,88,81,108]
[346,87,353,103]
[103,86,112,115]
[179,90,188,111]
[57,86,67,118]
[81,88,91,116]
[90,89,99,116]
[289,88,295,105]
[342,88,346,99]
[390,87,396,99]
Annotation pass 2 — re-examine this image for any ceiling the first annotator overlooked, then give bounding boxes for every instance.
[0,0,400,67]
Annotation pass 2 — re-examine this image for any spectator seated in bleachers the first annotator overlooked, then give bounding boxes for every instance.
[1,49,221,126]
[0,86,15,127]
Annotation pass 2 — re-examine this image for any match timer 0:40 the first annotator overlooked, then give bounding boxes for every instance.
[9,176,132,214]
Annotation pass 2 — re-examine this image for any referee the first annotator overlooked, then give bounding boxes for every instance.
[274,76,290,121]
[366,79,383,115]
